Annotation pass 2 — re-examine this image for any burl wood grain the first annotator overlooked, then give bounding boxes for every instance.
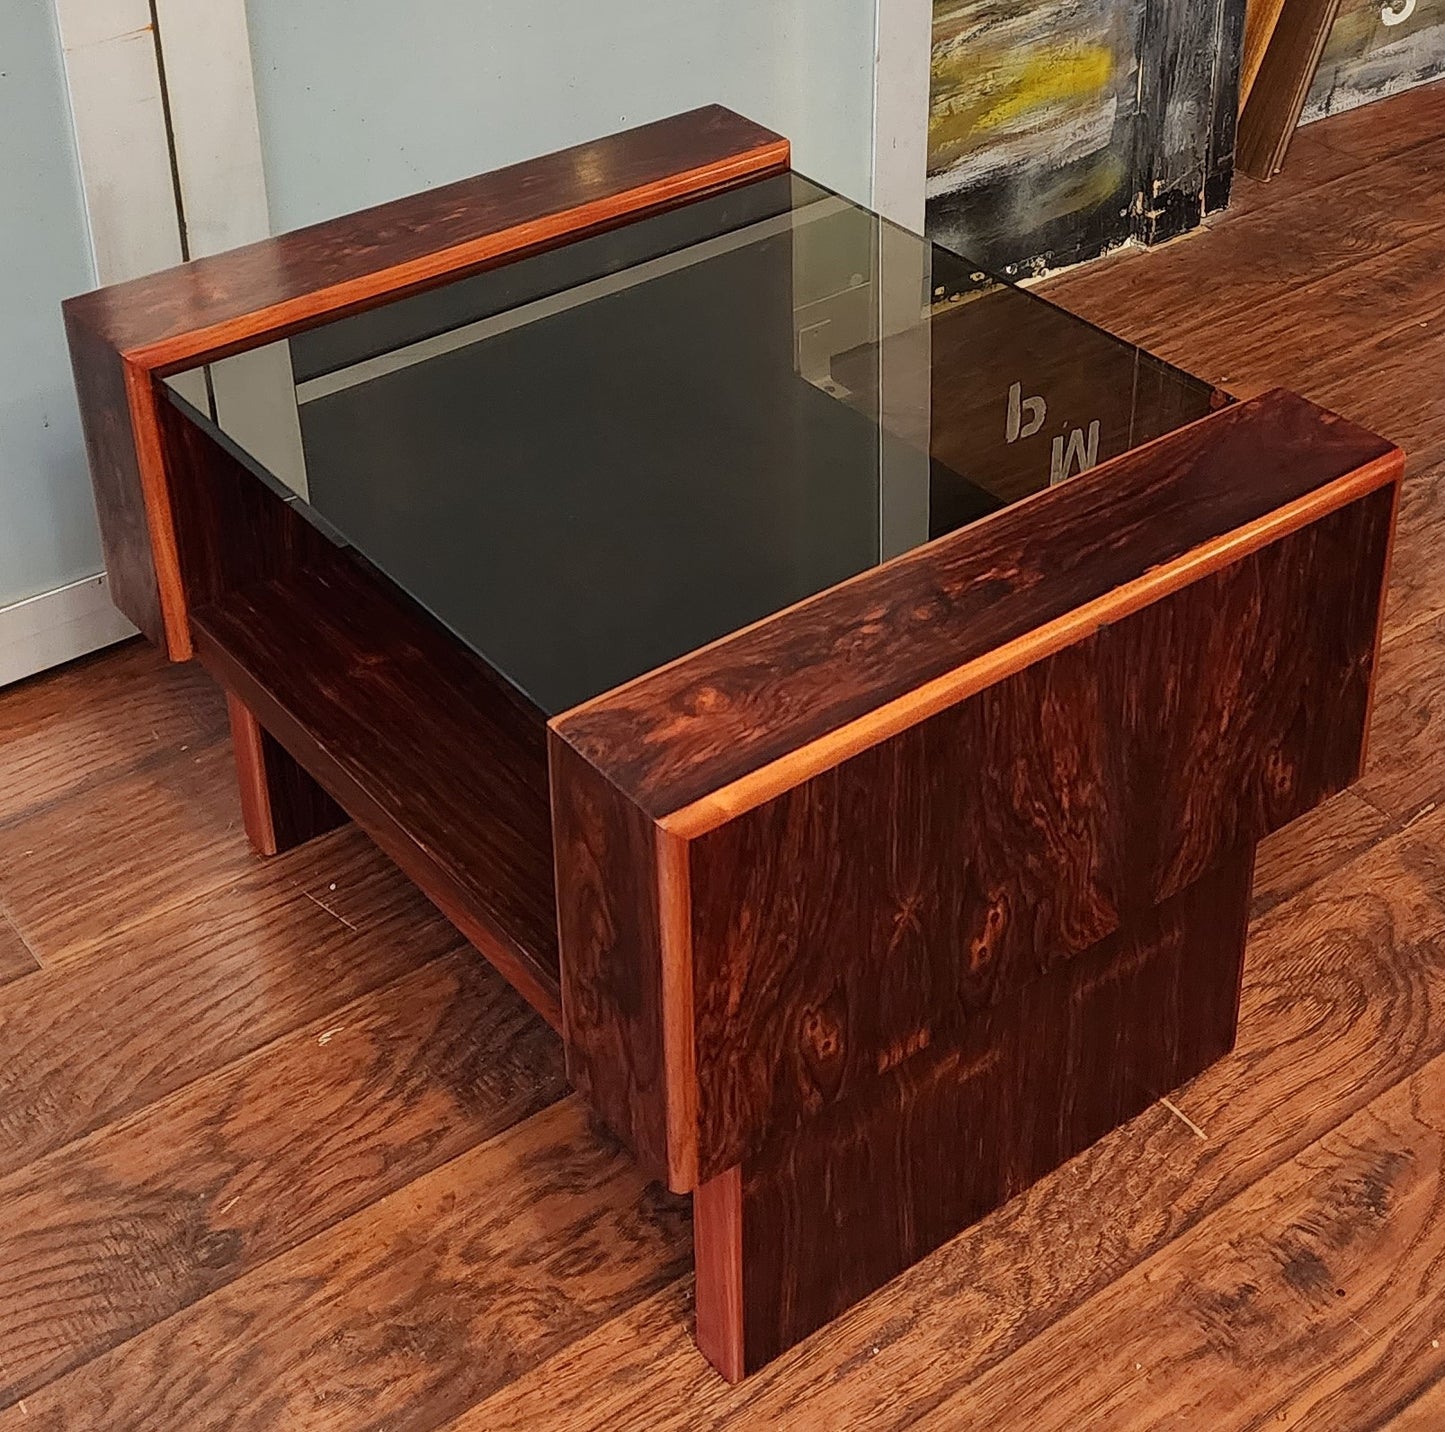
[550,733,675,1179]
[61,315,167,644]
[442,807,1445,1430]
[694,851,1253,1378]
[568,480,1394,1187]
[552,389,1399,822]
[61,107,788,656]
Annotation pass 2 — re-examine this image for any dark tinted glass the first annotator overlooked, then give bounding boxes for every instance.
[165,172,1217,714]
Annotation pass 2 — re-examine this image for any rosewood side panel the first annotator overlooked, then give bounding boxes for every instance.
[552,388,1402,1193]
[701,849,1254,1376]
[682,484,1392,1180]
[550,390,1401,1378]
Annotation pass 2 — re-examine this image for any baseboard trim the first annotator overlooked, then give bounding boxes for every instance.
[0,573,138,688]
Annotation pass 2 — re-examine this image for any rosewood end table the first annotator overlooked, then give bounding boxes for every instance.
[62,106,1401,1380]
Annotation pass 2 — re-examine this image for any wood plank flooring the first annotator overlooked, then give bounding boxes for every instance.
[2,82,1444,1427]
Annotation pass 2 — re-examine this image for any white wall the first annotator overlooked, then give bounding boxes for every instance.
[0,3,99,608]
[243,0,879,232]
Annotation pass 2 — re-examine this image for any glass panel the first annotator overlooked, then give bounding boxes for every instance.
[165,173,1217,714]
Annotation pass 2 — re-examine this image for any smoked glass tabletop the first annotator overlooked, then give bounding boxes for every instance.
[163,172,1218,715]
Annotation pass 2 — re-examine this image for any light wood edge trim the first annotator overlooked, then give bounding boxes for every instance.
[1357,467,1406,780]
[126,138,791,373]
[123,358,192,659]
[657,826,699,1193]
[226,691,278,857]
[693,1164,746,1382]
[660,447,1405,840]
[1239,0,1287,113]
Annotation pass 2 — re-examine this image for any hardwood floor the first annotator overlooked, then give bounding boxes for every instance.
[3,83,1444,1427]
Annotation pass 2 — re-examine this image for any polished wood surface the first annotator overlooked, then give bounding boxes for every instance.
[552,389,1399,824]
[679,486,1391,1184]
[696,852,1252,1376]
[554,392,1399,1194]
[61,106,789,658]
[63,107,788,363]
[8,90,1441,1427]
[551,732,676,1176]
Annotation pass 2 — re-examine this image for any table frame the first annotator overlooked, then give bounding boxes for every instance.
[64,106,1402,1381]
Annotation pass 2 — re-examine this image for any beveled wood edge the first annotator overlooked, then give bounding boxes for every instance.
[131,136,790,373]
[659,448,1403,839]
[125,363,193,658]
[1357,468,1405,780]
[548,391,1248,738]
[693,1164,746,1382]
[62,105,790,661]
[226,691,279,857]
[657,827,699,1191]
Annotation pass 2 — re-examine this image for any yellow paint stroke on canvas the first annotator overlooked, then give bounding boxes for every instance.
[929,43,1115,167]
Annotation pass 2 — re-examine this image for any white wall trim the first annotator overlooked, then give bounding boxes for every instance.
[0,575,138,688]
[52,0,185,286]
[44,0,278,681]
[871,0,932,233]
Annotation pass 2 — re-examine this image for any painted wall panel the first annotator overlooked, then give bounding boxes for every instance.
[926,0,1243,277]
[1304,0,1445,119]
[927,0,1142,274]
[0,2,101,608]
[243,0,878,234]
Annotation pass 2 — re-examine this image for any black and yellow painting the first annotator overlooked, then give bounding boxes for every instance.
[927,0,1245,276]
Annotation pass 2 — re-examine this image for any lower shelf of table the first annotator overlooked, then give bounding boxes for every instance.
[190,549,563,1026]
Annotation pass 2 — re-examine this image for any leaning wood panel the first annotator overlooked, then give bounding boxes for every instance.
[1237,0,1344,178]
[694,850,1253,1379]
[60,105,790,658]
[681,485,1394,1181]
[552,390,1399,822]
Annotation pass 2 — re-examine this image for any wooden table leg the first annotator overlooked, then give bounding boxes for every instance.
[227,691,348,857]
[692,849,1254,1379]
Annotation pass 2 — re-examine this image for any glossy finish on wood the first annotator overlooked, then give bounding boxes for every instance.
[55,101,1408,1395]
[0,95,1434,1429]
[682,487,1391,1181]
[61,106,789,657]
[553,389,1399,822]
[553,393,1401,1194]
[551,733,674,1175]
[694,851,1253,1378]
[61,315,166,644]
